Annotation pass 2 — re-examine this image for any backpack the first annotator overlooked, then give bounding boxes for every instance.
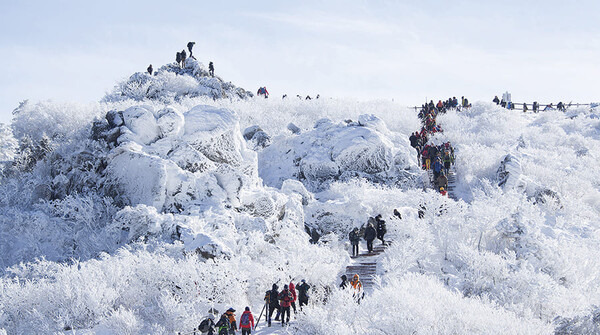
[240,313,250,326]
[199,318,212,332]
[215,315,229,329]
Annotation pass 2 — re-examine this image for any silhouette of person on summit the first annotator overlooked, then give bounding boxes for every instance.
[209,62,214,77]
[187,42,196,59]
[180,49,187,68]
[176,52,182,67]
[147,64,153,75]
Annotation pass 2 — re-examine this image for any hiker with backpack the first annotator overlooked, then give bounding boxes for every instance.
[278,284,293,326]
[147,64,153,75]
[289,281,298,315]
[350,274,363,303]
[239,307,254,334]
[296,279,310,310]
[436,172,448,192]
[265,284,280,327]
[375,214,387,246]
[187,42,196,59]
[340,275,348,289]
[215,312,231,335]
[181,49,187,68]
[209,62,215,77]
[198,314,216,335]
[364,222,377,253]
[349,227,360,257]
[176,52,182,68]
[225,308,237,334]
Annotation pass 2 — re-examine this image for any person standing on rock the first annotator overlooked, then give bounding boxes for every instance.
[147,64,153,75]
[296,279,310,310]
[349,227,360,257]
[187,41,196,59]
[209,61,215,77]
[180,49,187,68]
[375,214,387,246]
[176,52,182,67]
[364,222,377,253]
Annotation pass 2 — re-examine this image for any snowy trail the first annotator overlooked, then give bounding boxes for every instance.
[345,240,388,292]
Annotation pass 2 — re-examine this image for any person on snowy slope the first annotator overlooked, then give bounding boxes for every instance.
[239,307,255,335]
[349,227,360,257]
[289,281,298,314]
[278,284,293,326]
[375,214,387,246]
[215,313,231,335]
[225,308,236,334]
[187,41,195,59]
[296,279,310,310]
[433,157,443,181]
[364,222,377,253]
[265,283,280,327]
[350,274,363,303]
[340,275,348,289]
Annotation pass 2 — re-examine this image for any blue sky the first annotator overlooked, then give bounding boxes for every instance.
[1,0,599,124]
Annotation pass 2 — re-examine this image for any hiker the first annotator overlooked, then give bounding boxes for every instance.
[198,314,216,335]
[282,94,287,99]
[181,49,187,67]
[225,308,237,334]
[239,307,255,335]
[289,281,298,314]
[375,214,387,246]
[296,279,310,310]
[340,275,348,289]
[557,101,565,111]
[350,274,363,303]
[442,149,452,175]
[216,312,231,335]
[418,204,426,219]
[433,156,443,181]
[187,42,196,59]
[349,227,360,257]
[176,52,182,67]
[147,64,153,75]
[436,172,448,191]
[544,103,553,111]
[305,95,312,100]
[393,208,402,220]
[493,96,500,105]
[523,103,528,112]
[265,284,280,327]
[257,87,269,98]
[278,284,293,326]
[533,101,539,113]
[209,62,214,77]
[463,97,469,108]
[440,187,448,196]
[409,132,419,149]
[364,222,376,253]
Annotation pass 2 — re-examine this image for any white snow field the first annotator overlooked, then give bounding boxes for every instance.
[0,58,599,334]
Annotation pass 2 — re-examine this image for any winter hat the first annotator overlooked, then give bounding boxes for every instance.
[284,284,288,289]
[227,308,235,312]
[301,279,306,283]
[245,306,250,311]
[341,275,347,280]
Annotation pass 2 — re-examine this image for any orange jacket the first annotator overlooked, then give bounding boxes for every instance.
[351,274,362,290]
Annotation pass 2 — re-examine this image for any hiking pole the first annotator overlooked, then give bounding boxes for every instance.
[255,303,266,328]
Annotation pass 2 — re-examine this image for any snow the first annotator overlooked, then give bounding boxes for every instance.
[1,58,600,334]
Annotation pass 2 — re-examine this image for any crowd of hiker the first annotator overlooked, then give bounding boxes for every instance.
[493,93,569,112]
[349,214,387,257]
[265,280,310,327]
[409,100,457,196]
[147,42,217,78]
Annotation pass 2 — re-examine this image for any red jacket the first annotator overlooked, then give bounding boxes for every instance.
[289,282,297,302]
[239,311,254,329]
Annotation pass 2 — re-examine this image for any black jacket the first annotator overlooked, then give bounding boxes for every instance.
[364,225,376,241]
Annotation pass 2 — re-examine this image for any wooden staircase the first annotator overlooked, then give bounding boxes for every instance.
[345,243,388,291]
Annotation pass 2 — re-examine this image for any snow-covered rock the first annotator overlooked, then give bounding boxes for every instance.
[103,58,253,103]
[259,114,417,191]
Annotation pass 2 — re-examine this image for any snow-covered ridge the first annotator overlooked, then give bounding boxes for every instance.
[1,84,600,334]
